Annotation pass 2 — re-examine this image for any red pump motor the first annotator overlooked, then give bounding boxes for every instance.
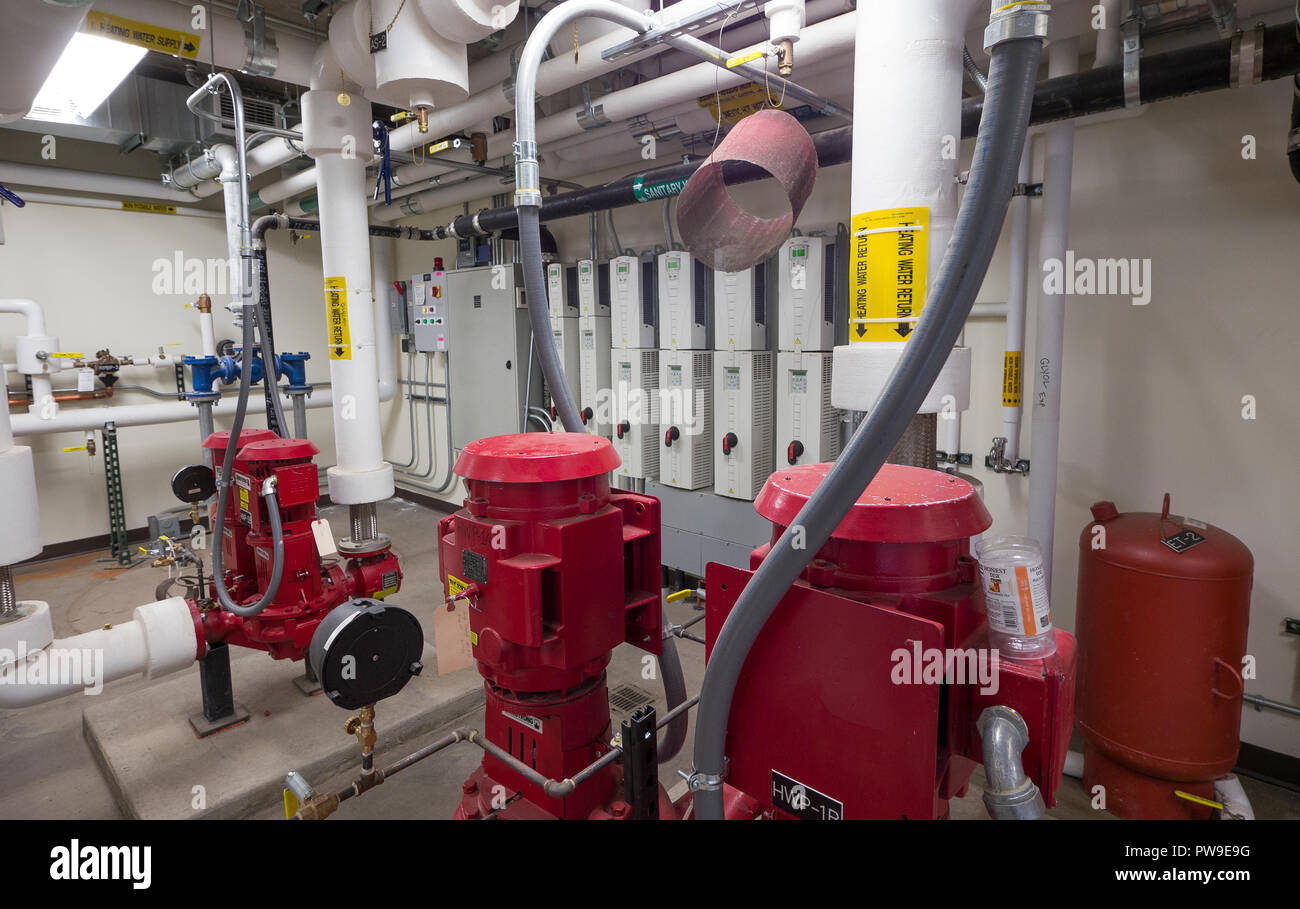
[706,463,1078,820]
[440,433,665,820]
[195,430,403,661]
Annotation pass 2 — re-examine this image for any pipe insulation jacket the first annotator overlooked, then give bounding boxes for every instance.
[689,27,1045,820]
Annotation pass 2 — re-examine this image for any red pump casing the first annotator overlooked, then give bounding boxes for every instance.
[707,463,1078,820]
[196,430,402,661]
[440,433,664,820]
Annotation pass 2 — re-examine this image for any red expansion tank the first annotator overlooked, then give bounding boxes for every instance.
[1076,494,1253,819]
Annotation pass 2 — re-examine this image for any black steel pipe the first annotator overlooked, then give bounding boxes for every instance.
[962,21,1300,136]
[431,22,1300,240]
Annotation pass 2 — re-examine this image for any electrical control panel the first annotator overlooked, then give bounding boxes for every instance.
[609,254,657,349]
[578,315,612,436]
[445,264,542,454]
[547,262,580,319]
[777,350,840,467]
[658,349,713,490]
[388,280,409,335]
[713,350,774,501]
[611,348,659,481]
[714,258,773,351]
[577,259,611,317]
[409,270,448,353]
[777,234,839,353]
[658,250,712,350]
[548,316,583,430]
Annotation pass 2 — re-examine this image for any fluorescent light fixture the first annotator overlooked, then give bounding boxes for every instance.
[26,32,148,124]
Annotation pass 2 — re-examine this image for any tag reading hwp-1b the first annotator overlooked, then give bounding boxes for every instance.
[849,207,929,342]
[771,770,842,820]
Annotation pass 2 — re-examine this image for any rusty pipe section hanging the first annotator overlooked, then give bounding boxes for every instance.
[675,108,818,272]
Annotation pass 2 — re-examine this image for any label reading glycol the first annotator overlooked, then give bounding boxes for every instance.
[981,562,1053,637]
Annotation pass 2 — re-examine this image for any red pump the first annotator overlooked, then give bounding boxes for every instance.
[193,430,402,661]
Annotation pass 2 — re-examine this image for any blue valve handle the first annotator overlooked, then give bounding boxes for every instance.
[372,120,392,206]
[0,182,26,207]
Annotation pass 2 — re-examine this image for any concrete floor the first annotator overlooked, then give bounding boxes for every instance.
[2,497,1297,821]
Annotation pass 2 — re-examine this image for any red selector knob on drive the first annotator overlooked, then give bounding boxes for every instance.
[581,407,593,425]
[722,432,738,455]
[617,420,630,439]
[787,440,804,465]
[664,426,680,447]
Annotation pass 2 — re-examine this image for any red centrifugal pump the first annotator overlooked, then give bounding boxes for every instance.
[440,434,665,820]
[196,430,403,661]
[1076,495,1253,819]
[706,463,1078,820]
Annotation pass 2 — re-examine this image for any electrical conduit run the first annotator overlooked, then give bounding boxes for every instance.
[688,3,1049,819]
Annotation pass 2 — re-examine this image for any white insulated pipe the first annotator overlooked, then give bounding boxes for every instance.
[1026,36,1079,592]
[92,0,317,87]
[303,89,394,506]
[0,162,195,205]
[371,236,397,402]
[1001,149,1032,463]
[257,0,728,207]
[0,598,198,709]
[213,145,246,315]
[8,386,334,437]
[15,191,223,219]
[1094,0,1123,67]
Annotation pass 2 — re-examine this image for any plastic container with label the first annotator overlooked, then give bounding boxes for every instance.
[974,535,1057,660]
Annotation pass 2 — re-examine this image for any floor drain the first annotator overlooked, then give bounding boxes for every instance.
[608,683,656,716]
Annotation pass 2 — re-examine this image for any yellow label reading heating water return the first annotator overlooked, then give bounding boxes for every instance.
[1002,350,1023,407]
[849,207,929,342]
[85,11,200,59]
[324,276,351,360]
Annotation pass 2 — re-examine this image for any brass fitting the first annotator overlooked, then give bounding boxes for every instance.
[346,705,377,753]
[294,792,340,821]
[194,294,212,314]
[775,38,794,77]
[417,107,429,134]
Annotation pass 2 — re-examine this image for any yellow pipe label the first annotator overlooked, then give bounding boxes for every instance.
[1002,350,1022,407]
[85,11,200,59]
[726,50,765,69]
[849,207,929,342]
[324,277,351,360]
[426,140,450,155]
[121,201,176,215]
[62,445,87,453]
[50,352,83,359]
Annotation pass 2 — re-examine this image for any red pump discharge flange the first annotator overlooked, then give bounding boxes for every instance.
[440,433,666,820]
[706,463,1078,820]
[193,430,403,661]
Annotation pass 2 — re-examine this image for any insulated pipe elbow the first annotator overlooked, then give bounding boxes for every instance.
[0,598,199,709]
[977,706,1045,820]
[0,298,47,336]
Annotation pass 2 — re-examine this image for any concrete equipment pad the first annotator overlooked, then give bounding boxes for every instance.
[83,643,483,819]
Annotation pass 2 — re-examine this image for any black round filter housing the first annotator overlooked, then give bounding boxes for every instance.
[309,599,424,710]
[171,464,217,503]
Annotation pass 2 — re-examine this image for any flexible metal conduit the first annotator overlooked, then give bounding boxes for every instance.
[689,28,1045,820]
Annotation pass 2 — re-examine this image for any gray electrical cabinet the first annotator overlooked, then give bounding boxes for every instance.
[446,264,543,455]
[408,271,448,352]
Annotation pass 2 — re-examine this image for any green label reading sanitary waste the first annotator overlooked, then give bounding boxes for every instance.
[632,175,689,202]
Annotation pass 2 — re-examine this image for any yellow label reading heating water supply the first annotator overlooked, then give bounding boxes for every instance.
[849,207,929,342]
[324,277,351,360]
[85,11,200,58]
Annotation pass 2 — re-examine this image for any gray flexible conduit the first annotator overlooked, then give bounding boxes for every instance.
[210,308,287,617]
[519,207,583,431]
[656,635,689,763]
[689,34,1045,819]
